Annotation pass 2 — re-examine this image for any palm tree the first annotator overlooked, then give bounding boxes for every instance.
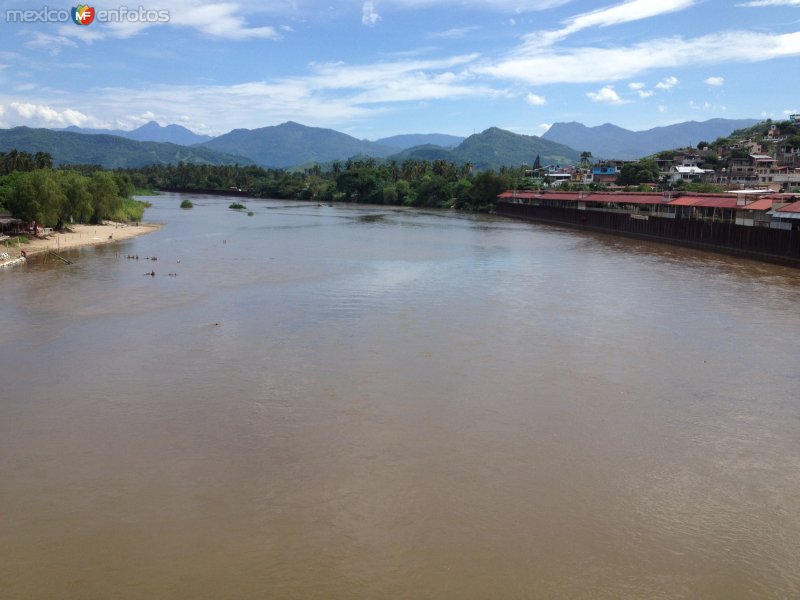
[34,151,53,170]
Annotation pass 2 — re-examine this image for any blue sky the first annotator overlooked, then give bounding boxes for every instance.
[0,0,798,139]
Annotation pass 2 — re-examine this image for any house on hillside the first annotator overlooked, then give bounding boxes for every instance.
[592,161,626,184]
[778,143,800,168]
[670,165,713,184]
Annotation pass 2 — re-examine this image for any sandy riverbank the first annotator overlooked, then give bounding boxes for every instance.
[8,222,162,259]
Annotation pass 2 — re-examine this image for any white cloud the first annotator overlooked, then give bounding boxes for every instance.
[704,76,724,86]
[362,2,381,26]
[525,93,547,105]
[522,0,698,48]
[306,54,479,90]
[629,83,654,98]
[9,53,493,135]
[167,3,280,39]
[6,102,99,128]
[24,1,281,45]
[475,31,800,85]
[737,0,800,5]
[538,123,552,132]
[656,75,679,90]
[429,26,480,39]
[22,32,79,55]
[383,0,571,9]
[587,86,625,104]
[658,104,667,113]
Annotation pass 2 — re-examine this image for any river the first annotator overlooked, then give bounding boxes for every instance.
[2,193,799,599]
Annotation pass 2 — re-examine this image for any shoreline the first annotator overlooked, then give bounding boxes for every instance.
[3,222,162,262]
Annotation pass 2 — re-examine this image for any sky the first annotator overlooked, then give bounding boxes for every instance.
[0,0,798,140]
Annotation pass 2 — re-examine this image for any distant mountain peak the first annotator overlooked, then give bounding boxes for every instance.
[0,126,249,168]
[374,132,464,150]
[53,121,212,146]
[542,117,759,159]
[201,121,398,168]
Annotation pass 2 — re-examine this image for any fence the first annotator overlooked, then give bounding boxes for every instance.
[495,201,800,267]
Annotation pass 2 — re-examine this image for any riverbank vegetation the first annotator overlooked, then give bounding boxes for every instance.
[0,150,150,228]
[1,149,614,230]
[123,159,514,212]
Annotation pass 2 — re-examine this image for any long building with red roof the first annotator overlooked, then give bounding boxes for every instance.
[494,190,800,266]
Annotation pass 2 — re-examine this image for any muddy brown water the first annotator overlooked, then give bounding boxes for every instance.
[2,194,799,599]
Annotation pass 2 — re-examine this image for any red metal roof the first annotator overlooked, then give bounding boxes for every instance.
[497,191,540,199]
[738,199,773,211]
[535,192,583,201]
[777,200,800,213]
[667,196,740,208]
[586,193,665,205]
[497,190,745,209]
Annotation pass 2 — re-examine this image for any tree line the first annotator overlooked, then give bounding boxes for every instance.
[123,158,513,212]
[0,150,146,227]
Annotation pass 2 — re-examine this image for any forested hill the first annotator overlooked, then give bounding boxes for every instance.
[391,127,581,170]
[542,118,760,160]
[375,133,464,150]
[0,127,251,168]
[59,121,213,146]
[201,121,398,168]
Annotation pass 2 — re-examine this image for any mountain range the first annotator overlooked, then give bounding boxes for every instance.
[199,122,578,170]
[201,121,399,168]
[0,127,250,168]
[542,118,760,160]
[391,127,579,170]
[0,117,761,170]
[375,133,464,149]
[59,121,213,146]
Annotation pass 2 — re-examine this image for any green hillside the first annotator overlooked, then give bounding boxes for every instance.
[201,121,397,168]
[455,127,578,170]
[389,127,580,171]
[0,127,251,168]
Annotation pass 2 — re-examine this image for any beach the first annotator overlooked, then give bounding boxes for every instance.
[3,222,161,262]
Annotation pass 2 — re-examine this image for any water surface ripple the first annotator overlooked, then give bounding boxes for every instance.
[1,194,799,599]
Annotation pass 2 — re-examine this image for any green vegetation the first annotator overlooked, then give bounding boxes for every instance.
[391,127,579,172]
[180,199,194,209]
[0,127,251,169]
[0,149,148,227]
[202,121,396,168]
[229,202,247,210]
[125,158,511,212]
[199,122,579,171]
[673,181,725,193]
[133,187,160,196]
[109,197,150,222]
[3,235,28,246]
[616,159,660,186]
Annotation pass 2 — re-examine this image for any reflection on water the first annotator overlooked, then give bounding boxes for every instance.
[1,194,800,599]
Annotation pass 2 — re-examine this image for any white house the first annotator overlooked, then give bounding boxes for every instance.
[670,165,713,184]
